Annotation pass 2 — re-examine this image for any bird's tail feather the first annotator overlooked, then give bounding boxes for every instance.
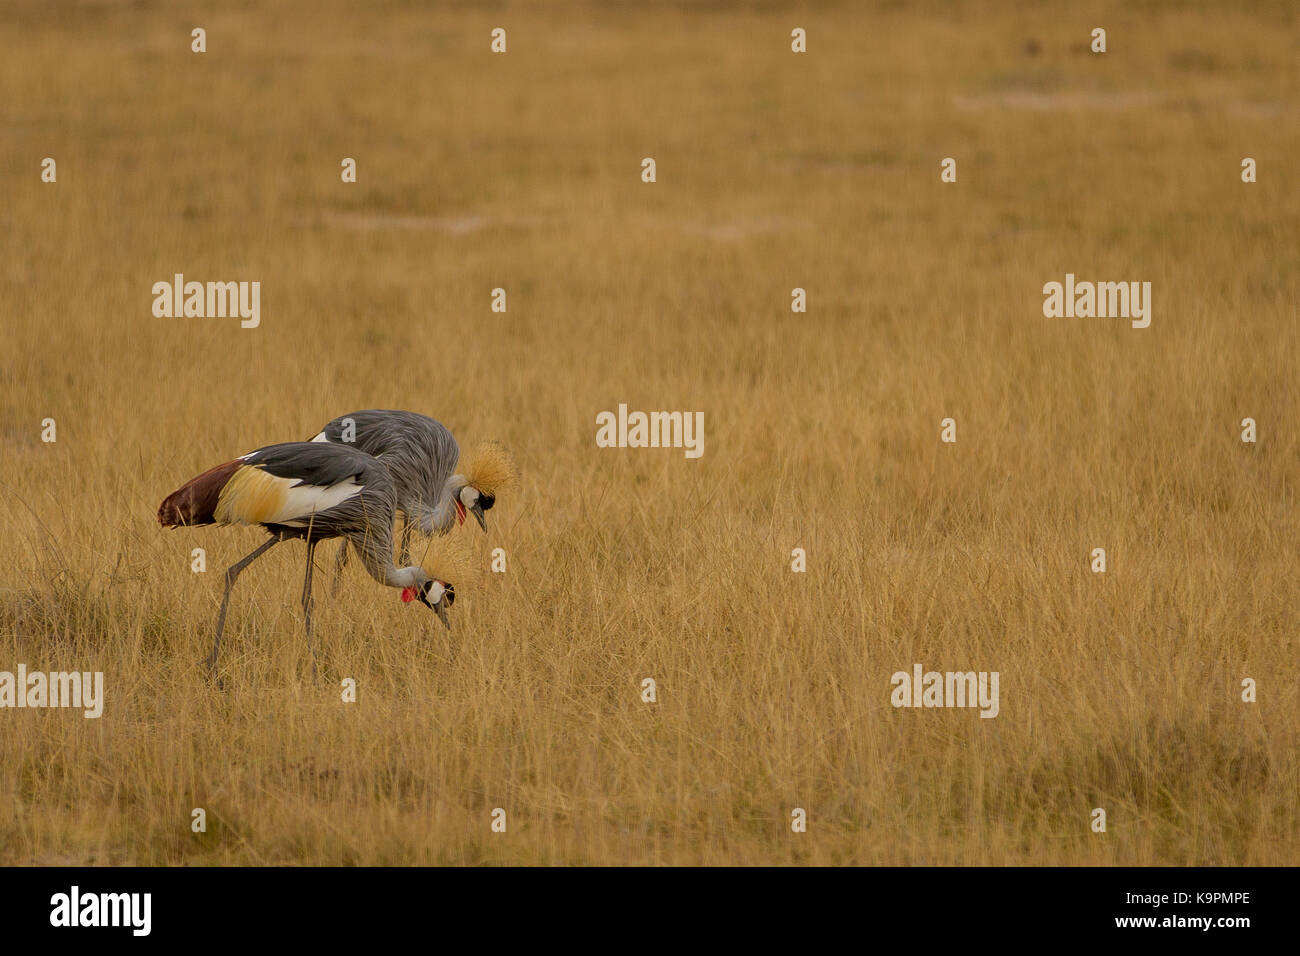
[157,459,243,527]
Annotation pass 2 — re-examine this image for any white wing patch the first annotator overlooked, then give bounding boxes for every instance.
[271,476,364,526]
[309,431,329,443]
[214,466,365,527]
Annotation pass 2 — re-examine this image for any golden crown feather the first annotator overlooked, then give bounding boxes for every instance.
[418,529,479,587]
[461,439,518,499]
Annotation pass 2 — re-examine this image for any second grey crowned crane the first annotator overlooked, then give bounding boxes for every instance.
[309,409,512,570]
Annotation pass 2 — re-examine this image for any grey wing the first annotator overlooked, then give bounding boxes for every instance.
[403,415,460,510]
[309,411,461,516]
[245,441,384,490]
[310,409,399,454]
[311,410,454,457]
[237,441,396,537]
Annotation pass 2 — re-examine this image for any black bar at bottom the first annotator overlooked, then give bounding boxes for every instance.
[0,865,1279,943]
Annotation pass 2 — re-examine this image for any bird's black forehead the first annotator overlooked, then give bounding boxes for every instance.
[479,493,496,510]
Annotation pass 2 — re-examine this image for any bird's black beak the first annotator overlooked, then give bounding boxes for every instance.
[470,501,487,531]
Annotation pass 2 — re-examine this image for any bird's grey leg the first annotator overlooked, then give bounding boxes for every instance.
[208,536,280,676]
[330,539,350,596]
[398,518,414,566]
[302,540,319,679]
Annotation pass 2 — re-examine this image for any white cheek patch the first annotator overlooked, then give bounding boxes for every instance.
[427,582,446,604]
[459,486,479,507]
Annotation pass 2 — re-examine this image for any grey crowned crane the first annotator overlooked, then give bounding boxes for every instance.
[309,409,515,566]
[158,441,459,676]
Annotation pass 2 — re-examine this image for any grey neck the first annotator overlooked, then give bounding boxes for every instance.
[351,523,421,589]
[426,475,467,534]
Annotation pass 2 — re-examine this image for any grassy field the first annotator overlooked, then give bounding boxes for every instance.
[1,0,1297,865]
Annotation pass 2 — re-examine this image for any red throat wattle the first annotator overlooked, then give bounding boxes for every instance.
[401,587,415,603]
[454,499,466,525]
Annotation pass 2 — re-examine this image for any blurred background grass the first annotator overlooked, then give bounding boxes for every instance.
[0,0,1297,864]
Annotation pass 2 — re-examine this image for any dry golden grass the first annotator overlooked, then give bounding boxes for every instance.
[1,0,1298,865]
